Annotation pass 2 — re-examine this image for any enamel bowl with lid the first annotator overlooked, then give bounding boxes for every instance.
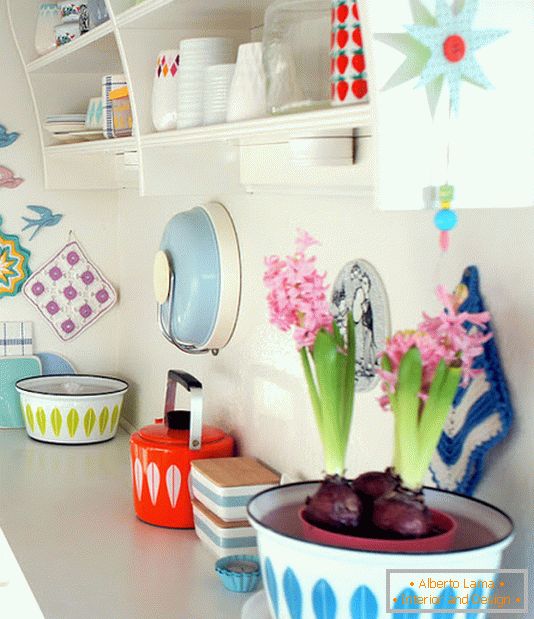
[16,374,128,444]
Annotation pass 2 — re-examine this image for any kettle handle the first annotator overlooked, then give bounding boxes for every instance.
[165,371,203,451]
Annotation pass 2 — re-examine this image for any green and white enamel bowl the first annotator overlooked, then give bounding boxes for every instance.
[16,375,128,445]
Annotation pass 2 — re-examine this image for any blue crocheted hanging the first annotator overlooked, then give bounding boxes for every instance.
[430,266,514,496]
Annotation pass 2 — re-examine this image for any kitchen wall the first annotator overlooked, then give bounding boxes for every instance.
[3,0,532,601]
[0,3,119,375]
[116,189,534,586]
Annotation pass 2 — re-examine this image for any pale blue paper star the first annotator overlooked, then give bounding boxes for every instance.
[377,0,508,115]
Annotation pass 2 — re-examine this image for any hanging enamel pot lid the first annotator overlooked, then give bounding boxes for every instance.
[153,202,241,355]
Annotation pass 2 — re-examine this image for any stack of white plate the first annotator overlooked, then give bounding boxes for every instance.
[43,114,103,142]
[44,114,86,132]
[178,38,235,129]
[203,64,236,126]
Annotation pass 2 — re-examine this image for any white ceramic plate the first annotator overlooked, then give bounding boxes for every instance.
[50,131,104,143]
[44,123,86,133]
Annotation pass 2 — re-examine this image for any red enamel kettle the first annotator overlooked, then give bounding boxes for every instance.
[130,370,234,528]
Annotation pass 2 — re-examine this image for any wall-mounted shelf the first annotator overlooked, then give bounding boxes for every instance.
[7,0,374,197]
[26,22,116,74]
[45,137,137,156]
[141,105,372,148]
[114,0,174,28]
[7,0,532,206]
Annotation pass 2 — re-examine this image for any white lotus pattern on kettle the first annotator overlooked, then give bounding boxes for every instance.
[166,465,181,508]
[134,457,143,501]
[146,462,161,505]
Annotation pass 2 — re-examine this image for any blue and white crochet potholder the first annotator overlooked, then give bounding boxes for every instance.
[430,266,514,496]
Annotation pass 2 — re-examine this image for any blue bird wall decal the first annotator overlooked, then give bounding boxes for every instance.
[21,205,63,241]
[0,124,20,148]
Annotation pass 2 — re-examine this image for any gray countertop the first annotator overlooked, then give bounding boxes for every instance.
[0,429,250,619]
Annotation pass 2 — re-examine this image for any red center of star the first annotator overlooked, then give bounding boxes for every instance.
[443,34,466,62]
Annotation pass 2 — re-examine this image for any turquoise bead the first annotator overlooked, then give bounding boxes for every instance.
[434,209,458,231]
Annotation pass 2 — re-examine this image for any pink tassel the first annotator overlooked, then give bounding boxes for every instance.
[439,231,450,252]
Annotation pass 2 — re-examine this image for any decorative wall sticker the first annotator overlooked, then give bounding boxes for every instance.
[0,166,24,189]
[331,260,390,392]
[430,266,513,495]
[0,125,20,148]
[376,0,508,115]
[23,239,117,341]
[22,205,64,241]
[0,217,31,299]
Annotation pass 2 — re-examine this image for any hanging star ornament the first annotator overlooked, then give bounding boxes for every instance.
[376,0,508,115]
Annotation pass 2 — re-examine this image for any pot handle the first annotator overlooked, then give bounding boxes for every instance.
[165,370,203,451]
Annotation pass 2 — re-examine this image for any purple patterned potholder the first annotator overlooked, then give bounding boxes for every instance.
[23,241,117,341]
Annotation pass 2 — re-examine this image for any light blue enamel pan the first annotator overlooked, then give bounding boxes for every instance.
[156,202,241,355]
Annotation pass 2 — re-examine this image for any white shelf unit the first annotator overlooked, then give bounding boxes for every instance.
[7,0,533,206]
[7,0,376,195]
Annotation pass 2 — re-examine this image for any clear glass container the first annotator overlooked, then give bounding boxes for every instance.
[263,0,331,115]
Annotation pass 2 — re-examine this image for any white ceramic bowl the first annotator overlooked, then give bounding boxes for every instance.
[180,37,234,50]
[248,482,514,619]
[16,374,128,444]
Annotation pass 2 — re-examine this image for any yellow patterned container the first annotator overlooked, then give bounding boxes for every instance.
[109,87,133,137]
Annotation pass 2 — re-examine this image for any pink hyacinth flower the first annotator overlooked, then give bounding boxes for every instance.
[264,231,333,350]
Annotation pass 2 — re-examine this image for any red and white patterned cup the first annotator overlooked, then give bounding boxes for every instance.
[330,0,369,106]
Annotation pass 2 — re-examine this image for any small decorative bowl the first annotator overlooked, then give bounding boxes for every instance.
[58,1,84,22]
[55,22,80,46]
[215,555,261,593]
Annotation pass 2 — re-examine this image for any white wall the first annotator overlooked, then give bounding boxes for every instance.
[117,189,533,591]
[0,3,119,375]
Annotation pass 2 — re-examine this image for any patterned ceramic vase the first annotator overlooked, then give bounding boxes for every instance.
[151,50,180,131]
[226,43,267,122]
[35,3,60,56]
[331,0,369,105]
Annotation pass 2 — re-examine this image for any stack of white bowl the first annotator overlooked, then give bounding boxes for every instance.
[178,38,235,129]
[203,64,236,126]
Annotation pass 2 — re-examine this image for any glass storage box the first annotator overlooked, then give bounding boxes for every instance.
[263,0,331,115]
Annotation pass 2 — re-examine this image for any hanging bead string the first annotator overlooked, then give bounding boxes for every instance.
[434,102,458,252]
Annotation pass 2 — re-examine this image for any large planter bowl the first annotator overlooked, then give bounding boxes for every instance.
[16,375,128,445]
[248,482,514,619]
